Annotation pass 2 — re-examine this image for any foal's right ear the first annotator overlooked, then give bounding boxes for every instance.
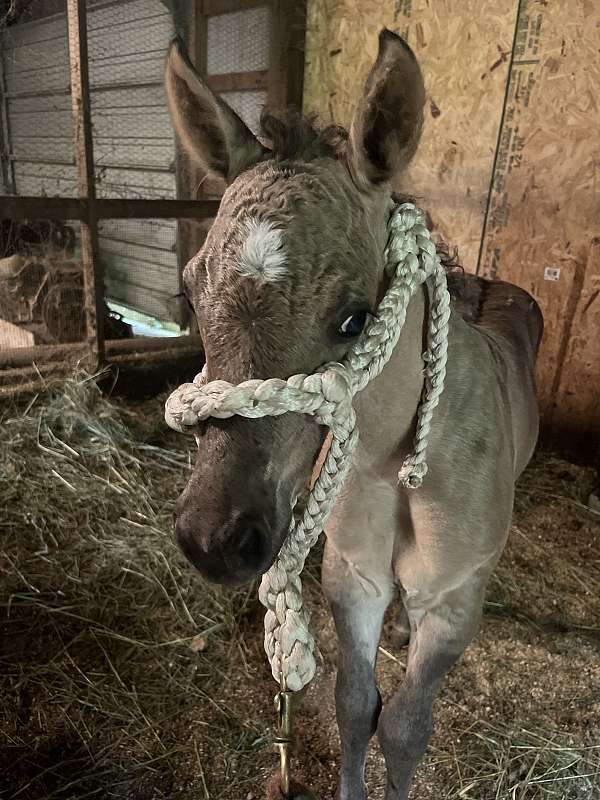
[164,37,267,183]
[348,30,426,188]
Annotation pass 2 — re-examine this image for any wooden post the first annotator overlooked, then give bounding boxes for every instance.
[178,0,209,333]
[269,0,307,111]
[0,46,17,194]
[66,0,105,365]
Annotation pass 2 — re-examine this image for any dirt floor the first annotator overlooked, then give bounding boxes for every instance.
[0,376,599,800]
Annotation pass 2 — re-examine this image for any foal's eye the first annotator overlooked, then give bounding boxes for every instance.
[338,310,370,338]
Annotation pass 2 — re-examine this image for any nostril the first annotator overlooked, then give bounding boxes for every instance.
[235,518,268,570]
[174,504,274,580]
[174,508,233,583]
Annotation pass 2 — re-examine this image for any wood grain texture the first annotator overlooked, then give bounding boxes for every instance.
[304,0,515,272]
[304,0,600,438]
[478,0,600,435]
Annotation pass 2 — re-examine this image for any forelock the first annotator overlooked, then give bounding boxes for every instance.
[259,110,349,162]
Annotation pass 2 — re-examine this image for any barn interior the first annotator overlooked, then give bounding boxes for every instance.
[0,1,598,798]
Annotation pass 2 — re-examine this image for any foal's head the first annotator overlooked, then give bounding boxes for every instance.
[166,30,425,585]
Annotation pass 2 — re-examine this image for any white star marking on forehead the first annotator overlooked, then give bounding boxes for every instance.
[237,217,287,282]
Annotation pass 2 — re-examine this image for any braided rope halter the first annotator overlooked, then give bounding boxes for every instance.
[165,202,450,693]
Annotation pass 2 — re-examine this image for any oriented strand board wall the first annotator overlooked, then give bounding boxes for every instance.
[477,0,600,436]
[304,0,600,443]
[305,0,516,272]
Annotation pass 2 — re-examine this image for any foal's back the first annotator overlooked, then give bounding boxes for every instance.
[447,273,543,478]
[449,272,543,360]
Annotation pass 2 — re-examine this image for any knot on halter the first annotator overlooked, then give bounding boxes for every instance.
[164,202,451,692]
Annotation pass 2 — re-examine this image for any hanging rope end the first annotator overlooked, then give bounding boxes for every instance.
[398,459,428,489]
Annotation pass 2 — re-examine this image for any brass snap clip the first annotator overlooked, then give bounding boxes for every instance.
[273,685,293,797]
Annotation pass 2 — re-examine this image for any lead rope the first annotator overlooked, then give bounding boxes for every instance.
[165,202,450,791]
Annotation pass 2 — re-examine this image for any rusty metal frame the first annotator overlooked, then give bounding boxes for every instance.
[0,197,219,366]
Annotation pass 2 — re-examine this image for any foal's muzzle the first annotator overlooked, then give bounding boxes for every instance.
[174,498,289,586]
[172,412,321,586]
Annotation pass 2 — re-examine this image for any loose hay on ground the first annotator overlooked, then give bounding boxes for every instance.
[0,373,267,799]
[0,375,599,799]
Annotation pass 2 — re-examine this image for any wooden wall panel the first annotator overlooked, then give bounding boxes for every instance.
[478,0,600,437]
[304,0,600,442]
[304,0,516,272]
[552,239,600,437]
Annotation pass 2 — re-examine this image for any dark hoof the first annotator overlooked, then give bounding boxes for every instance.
[389,622,410,649]
[266,773,317,799]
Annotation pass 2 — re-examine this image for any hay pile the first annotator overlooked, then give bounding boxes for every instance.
[0,373,263,799]
[0,374,598,799]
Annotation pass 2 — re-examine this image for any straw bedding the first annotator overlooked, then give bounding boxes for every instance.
[0,374,598,798]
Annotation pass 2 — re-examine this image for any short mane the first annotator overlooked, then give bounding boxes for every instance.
[259,110,348,161]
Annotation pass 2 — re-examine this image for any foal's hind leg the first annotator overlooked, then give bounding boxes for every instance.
[377,580,486,800]
[322,539,394,800]
[390,602,411,649]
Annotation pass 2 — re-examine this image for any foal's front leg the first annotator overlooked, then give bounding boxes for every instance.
[322,539,394,800]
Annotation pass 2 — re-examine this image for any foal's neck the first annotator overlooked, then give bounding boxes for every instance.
[353,285,427,461]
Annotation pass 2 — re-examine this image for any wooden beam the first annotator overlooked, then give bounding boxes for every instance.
[0,196,221,220]
[0,334,203,368]
[106,334,202,356]
[0,196,87,219]
[109,344,203,367]
[206,70,268,92]
[67,0,104,364]
[0,341,89,368]
[0,363,76,397]
[269,0,307,110]
[203,0,267,15]
[192,0,208,78]
[0,341,204,398]
[0,46,16,194]
[174,0,208,332]
[95,197,221,219]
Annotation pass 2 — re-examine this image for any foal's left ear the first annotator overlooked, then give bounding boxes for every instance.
[348,30,426,188]
[165,37,267,182]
